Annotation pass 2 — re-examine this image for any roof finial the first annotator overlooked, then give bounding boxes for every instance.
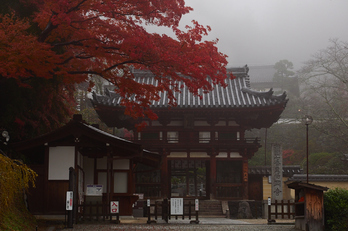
[244,64,249,74]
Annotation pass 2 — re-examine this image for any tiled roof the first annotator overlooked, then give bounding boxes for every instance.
[249,165,303,177]
[91,66,288,109]
[288,174,348,182]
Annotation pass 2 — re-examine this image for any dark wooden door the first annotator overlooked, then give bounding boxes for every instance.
[248,175,263,200]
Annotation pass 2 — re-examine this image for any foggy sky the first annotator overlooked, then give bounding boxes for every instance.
[175,0,348,70]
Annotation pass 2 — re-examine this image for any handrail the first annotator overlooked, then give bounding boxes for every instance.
[126,137,260,144]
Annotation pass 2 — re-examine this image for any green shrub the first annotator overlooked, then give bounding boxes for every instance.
[324,188,348,231]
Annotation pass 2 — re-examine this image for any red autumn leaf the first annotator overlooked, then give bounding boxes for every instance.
[0,0,230,138]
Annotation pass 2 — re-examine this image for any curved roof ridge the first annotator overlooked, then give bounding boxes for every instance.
[241,87,287,102]
[90,66,288,109]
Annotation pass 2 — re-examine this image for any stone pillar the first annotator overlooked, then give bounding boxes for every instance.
[271,143,283,201]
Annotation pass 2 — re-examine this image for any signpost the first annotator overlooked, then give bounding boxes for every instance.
[110,201,119,214]
[66,191,73,211]
[170,198,183,215]
[195,199,199,211]
[110,201,120,224]
[86,184,103,196]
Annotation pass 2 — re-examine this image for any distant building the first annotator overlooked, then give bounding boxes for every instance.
[247,65,299,96]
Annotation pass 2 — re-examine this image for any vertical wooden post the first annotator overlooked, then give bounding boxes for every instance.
[89,201,93,221]
[67,167,75,228]
[189,201,191,220]
[163,198,169,223]
[147,204,151,224]
[209,152,216,199]
[96,201,99,221]
[161,150,168,198]
[106,148,111,212]
[155,201,158,220]
[82,202,86,221]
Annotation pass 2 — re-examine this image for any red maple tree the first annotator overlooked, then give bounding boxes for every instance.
[0,0,229,138]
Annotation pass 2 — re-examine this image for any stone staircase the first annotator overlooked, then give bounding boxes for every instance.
[198,200,225,217]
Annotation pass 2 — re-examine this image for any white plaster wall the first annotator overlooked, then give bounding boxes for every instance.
[190,152,209,158]
[230,152,242,158]
[114,172,128,193]
[97,156,107,169]
[215,121,227,126]
[98,172,107,193]
[194,121,210,126]
[216,152,228,158]
[48,146,75,180]
[168,152,187,158]
[113,159,129,170]
[168,121,183,126]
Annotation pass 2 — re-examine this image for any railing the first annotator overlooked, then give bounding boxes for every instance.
[268,200,295,221]
[128,137,260,147]
[77,201,120,223]
[146,199,199,224]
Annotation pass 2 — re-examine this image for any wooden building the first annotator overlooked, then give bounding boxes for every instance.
[91,66,288,201]
[14,114,161,215]
[287,182,328,231]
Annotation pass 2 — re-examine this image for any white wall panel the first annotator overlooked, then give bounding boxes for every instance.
[113,159,129,170]
[48,146,75,180]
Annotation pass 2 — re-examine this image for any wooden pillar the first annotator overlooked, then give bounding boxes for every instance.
[161,149,168,198]
[43,146,49,214]
[106,146,112,205]
[209,151,217,200]
[242,156,248,200]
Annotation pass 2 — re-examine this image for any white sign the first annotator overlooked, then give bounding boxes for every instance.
[195,199,199,211]
[66,191,73,210]
[147,199,150,207]
[170,198,183,215]
[86,184,103,196]
[268,197,271,206]
[110,201,119,213]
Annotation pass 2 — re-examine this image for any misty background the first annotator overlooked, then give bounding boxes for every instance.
[168,0,348,70]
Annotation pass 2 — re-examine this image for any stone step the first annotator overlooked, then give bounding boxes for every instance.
[198,200,223,216]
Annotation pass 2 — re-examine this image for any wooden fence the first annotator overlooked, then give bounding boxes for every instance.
[146,199,199,224]
[268,200,295,221]
[77,201,120,223]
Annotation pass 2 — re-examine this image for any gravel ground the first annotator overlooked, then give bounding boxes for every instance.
[59,223,297,231]
[53,218,297,231]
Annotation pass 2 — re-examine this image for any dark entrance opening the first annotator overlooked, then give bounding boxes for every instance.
[169,160,208,198]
